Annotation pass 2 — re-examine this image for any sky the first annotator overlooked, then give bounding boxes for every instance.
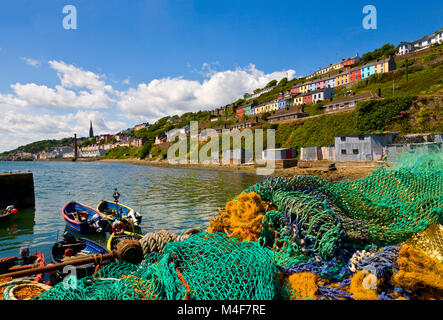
[0,0,442,152]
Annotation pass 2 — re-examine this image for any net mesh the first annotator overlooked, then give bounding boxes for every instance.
[35,151,443,300]
[36,232,279,300]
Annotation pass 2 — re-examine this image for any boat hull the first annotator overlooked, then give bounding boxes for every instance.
[51,236,109,279]
[97,201,142,226]
[62,202,109,235]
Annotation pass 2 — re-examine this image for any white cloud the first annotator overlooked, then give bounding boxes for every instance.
[21,57,41,68]
[122,77,131,85]
[117,64,296,120]
[0,60,296,152]
[0,61,115,110]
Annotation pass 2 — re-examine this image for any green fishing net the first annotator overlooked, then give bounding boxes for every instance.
[35,151,443,300]
[245,152,443,263]
[36,232,279,300]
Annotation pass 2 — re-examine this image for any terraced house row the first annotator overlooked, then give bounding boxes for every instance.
[307,54,361,79]
[235,55,396,118]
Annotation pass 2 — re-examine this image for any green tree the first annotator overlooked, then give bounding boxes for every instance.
[265,80,277,88]
[278,77,288,87]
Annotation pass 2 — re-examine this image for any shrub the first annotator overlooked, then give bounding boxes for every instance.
[355,96,416,131]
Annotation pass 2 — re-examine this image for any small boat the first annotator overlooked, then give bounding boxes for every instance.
[62,201,109,234]
[97,201,142,227]
[0,206,18,223]
[0,247,45,282]
[107,231,143,252]
[51,232,109,279]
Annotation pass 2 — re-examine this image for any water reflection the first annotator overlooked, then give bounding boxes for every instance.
[0,161,262,260]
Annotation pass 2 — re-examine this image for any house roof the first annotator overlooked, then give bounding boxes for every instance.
[322,91,379,107]
[267,110,308,120]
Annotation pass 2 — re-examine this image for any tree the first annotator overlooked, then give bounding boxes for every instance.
[278,77,288,87]
[265,80,277,88]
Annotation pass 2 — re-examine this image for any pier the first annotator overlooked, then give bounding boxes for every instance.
[0,172,35,209]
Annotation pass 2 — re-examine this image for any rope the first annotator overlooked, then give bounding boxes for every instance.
[140,230,178,257]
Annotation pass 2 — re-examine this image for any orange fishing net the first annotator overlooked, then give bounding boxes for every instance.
[208,192,275,241]
[393,245,443,300]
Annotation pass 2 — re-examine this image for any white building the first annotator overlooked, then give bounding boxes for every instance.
[397,28,443,55]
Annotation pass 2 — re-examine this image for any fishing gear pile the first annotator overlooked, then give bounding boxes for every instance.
[36,151,443,300]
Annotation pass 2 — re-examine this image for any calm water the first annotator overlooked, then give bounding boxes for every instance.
[0,161,262,261]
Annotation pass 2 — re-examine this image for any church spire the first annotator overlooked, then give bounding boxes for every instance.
[89,120,94,138]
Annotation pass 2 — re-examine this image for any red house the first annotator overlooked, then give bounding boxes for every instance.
[290,86,300,94]
[349,68,361,83]
[303,93,313,104]
[236,107,245,118]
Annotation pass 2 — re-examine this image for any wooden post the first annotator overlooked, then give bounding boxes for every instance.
[73,133,78,161]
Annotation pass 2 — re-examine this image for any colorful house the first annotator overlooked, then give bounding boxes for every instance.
[308,81,317,92]
[294,95,304,106]
[254,104,266,115]
[310,87,335,104]
[299,84,309,94]
[361,64,375,79]
[303,93,313,105]
[340,54,361,67]
[267,100,279,112]
[236,106,245,118]
[349,68,361,83]
[336,72,350,86]
[374,57,396,74]
[278,99,287,110]
[325,78,336,88]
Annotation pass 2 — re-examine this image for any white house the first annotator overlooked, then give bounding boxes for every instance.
[398,42,413,55]
[398,28,443,55]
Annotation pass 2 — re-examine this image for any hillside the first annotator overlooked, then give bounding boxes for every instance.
[2,44,442,161]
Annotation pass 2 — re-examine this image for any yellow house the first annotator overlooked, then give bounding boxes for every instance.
[294,96,304,106]
[335,72,350,86]
[267,101,279,112]
[374,60,388,74]
[255,104,266,114]
[299,84,309,93]
[332,62,342,70]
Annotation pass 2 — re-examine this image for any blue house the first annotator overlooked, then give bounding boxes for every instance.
[278,99,287,110]
[361,64,375,79]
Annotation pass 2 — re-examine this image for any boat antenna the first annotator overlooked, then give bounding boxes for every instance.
[113,188,120,203]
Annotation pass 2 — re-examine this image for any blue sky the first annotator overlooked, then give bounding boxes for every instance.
[0,0,442,152]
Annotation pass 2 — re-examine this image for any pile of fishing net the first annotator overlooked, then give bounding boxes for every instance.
[36,232,281,300]
[36,151,442,300]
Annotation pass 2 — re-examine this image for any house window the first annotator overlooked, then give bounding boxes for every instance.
[358,135,365,141]
[340,137,346,142]
[341,149,347,155]
[353,149,359,155]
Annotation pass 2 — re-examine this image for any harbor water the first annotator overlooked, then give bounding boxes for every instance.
[0,161,262,261]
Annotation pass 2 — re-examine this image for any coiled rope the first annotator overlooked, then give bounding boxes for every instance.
[139,230,178,257]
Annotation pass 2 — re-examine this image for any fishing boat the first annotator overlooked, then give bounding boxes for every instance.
[107,231,143,252]
[97,200,142,227]
[0,206,18,223]
[0,247,45,282]
[51,232,109,279]
[62,201,109,234]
